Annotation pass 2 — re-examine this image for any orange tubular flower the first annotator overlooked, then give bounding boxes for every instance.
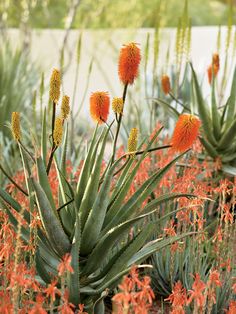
[118,42,141,85]
[171,114,201,152]
[161,75,171,95]
[90,91,110,124]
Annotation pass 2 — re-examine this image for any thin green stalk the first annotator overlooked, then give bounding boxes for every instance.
[111,83,128,164]
[0,163,28,196]
[51,101,56,136]
[47,101,57,175]
[46,144,57,175]
[18,140,36,163]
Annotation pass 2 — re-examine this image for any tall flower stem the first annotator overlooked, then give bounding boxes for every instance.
[111,83,128,164]
[0,163,28,196]
[47,101,57,175]
[46,145,57,175]
[18,140,36,163]
[51,101,56,135]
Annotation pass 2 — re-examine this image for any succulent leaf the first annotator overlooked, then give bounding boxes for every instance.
[33,179,71,256]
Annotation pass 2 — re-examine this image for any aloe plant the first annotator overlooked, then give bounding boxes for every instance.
[190,63,236,176]
[0,41,199,312]
[0,115,196,313]
[0,42,38,139]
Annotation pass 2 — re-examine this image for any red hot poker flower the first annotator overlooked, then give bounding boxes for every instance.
[118,42,141,85]
[207,53,220,84]
[171,114,201,152]
[161,75,171,95]
[90,91,110,124]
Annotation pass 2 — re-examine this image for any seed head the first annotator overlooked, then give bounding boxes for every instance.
[127,128,138,156]
[50,69,61,103]
[53,117,63,146]
[11,112,21,141]
[61,95,70,119]
[171,114,201,152]
[161,75,171,95]
[118,43,141,85]
[90,91,110,124]
[112,97,124,114]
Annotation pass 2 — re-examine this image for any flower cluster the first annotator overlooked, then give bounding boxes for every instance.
[112,266,155,314]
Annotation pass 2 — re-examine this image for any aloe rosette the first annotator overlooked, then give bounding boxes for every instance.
[0,117,195,312]
[191,63,236,176]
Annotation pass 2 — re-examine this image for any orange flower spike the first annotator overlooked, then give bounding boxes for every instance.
[213,53,220,74]
[161,75,171,95]
[207,65,213,84]
[90,91,110,124]
[207,53,220,85]
[118,42,141,85]
[171,114,201,152]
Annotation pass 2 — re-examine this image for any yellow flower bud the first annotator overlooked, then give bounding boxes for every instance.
[61,95,70,119]
[53,117,63,146]
[127,128,138,156]
[112,97,123,114]
[11,112,21,141]
[50,69,61,103]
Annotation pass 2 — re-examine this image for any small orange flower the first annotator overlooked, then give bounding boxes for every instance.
[171,114,201,152]
[165,281,187,313]
[227,301,236,314]
[208,270,222,287]
[90,91,110,124]
[118,42,141,85]
[187,273,206,308]
[57,253,74,276]
[161,75,171,95]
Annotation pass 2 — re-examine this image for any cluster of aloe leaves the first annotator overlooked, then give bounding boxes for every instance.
[0,107,195,313]
[155,62,236,177]
[190,64,236,176]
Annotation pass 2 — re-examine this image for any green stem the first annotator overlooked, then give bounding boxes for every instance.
[0,163,28,196]
[111,83,128,164]
[51,101,56,135]
[46,144,57,175]
[47,101,57,175]
[18,140,36,163]
[169,92,186,109]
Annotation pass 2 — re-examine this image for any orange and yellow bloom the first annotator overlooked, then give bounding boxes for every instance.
[118,43,141,85]
[90,91,110,124]
[161,75,171,95]
[207,53,220,84]
[171,114,201,152]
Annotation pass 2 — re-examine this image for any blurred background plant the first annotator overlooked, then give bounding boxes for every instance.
[0,0,234,29]
[0,41,38,184]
